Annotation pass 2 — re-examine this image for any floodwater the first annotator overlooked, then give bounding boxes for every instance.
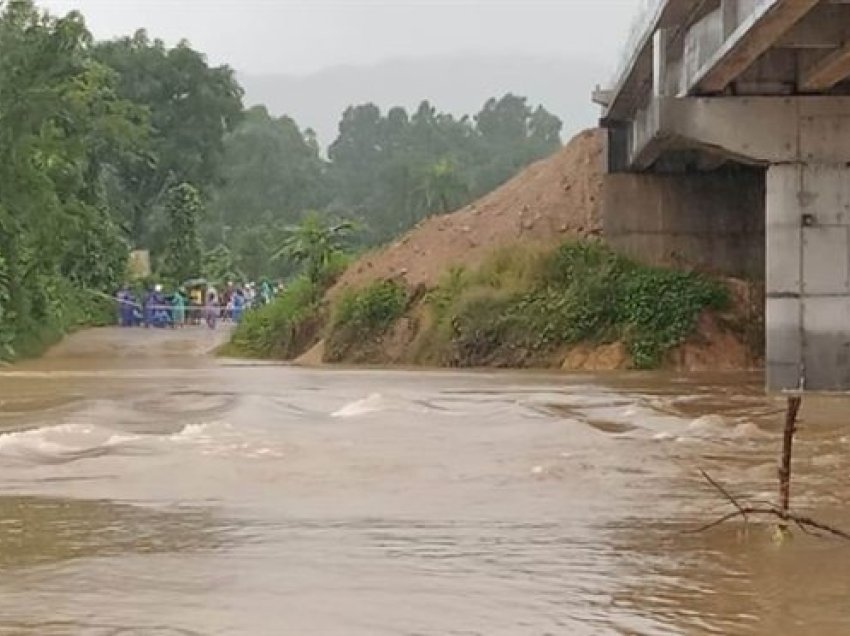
[0,328,848,635]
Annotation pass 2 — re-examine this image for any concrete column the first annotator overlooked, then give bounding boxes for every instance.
[767,163,850,391]
[618,95,850,390]
[653,28,668,97]
[721,0,739,39]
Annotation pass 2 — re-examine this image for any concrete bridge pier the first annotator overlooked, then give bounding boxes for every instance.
[677,97,850,391]
[618,96,850,390]
[767,161,850,391]
[597,0,850,391]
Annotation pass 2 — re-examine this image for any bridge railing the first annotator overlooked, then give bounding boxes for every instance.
[608,0,667,89]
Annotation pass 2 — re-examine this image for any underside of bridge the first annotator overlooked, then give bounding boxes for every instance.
[597,0,850,391]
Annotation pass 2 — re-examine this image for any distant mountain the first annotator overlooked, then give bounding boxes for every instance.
[239,53,606,149]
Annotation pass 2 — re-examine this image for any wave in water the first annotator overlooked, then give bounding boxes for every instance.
[0,420,282,466]
[331,393,390,418]
[330,391,558,420]
[0,423,150,465]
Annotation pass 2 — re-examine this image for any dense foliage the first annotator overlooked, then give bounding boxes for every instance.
[0,1,565,359]
[324,96,562,242]
[420,242,729,369]
[225,217,353,358]
[160,183,204,284]
[325,280,407,362]
[93,29,244,250]
[0,0,144,356]
[272,214,354,288]
[205,96,563,261]
[224,275,323,359]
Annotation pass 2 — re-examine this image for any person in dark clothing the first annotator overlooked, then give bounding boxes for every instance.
[116,285,132,327]
[142,287,155,328]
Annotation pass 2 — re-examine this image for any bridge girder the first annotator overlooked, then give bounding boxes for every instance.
[691,0,821,93]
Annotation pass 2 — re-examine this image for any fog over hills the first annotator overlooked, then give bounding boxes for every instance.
[239,53,607,148]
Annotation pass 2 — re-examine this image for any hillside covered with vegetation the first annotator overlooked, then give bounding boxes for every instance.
[227,129,762,372]
[0,0,563,358]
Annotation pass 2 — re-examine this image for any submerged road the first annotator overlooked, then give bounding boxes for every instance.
[0,327,847,635]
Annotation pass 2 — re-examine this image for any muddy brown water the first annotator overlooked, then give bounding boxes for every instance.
[0,327,848,635]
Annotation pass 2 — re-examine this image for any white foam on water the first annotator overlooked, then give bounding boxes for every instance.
[576,400,692,440]
[329,391,482,419]
[683,414,767,441]
[731,421,766,438]
[0,422,143,464]
[168,421,230,442]
[687,414,728,434]
[331,393,389,418]
[0,419,272,465]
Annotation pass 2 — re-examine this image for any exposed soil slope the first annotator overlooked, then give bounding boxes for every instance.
[307,129,764,372]
[333,129,604,293]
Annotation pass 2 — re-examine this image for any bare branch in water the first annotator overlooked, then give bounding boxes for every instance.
[690,397,849,541]
[689,470,850,541]
[699,468,748,522]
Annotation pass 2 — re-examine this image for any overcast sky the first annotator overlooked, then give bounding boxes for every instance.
[39,0,645,76]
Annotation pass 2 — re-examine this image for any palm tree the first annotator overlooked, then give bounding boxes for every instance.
[417,158,468,216]
[273,213,353,285]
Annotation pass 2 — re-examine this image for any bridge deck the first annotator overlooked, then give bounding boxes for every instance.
[601,0,850,127]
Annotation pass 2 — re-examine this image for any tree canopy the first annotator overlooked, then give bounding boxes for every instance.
[0,0,565,357]
[322,95,562,242]
[93,29,244,249]
[0,0,145,354]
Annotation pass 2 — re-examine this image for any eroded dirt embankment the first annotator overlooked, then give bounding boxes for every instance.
[303,129,764,372]
[332,129,605,293]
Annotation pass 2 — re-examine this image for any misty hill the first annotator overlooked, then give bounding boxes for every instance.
[239,54,606,147]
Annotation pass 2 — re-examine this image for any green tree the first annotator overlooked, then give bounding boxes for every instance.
[327,103,385,218]
[161,183,203,284]
[417,159,469,215]
[203,244,244,284]
[207,105,329,236]
[325,96,560,245]
[0,0,144,354]
[274,214,353,286]
[471,94,563,194]
[94,30,244,248]
[230,224,281,282]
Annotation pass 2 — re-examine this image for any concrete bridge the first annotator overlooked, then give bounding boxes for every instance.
[595,0,850,391]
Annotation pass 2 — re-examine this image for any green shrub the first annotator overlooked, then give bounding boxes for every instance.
[616,266,728,368]
[425,240,729,369]
[326,280,407,361]
[0,274,116,360]
[227,275,322,359]
[224,249,353,360]
[318,250,351,288]
[333,280,406,333]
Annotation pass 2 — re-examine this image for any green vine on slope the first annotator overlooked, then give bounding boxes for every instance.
[432,241,729,369]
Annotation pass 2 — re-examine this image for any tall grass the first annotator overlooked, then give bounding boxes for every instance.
[325,280,407,362]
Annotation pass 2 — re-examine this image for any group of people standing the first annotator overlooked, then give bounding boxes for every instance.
[116,280,276,329]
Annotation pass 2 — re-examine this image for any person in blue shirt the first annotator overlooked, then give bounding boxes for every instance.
[151,284,170,328]
[232,288,246,323]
